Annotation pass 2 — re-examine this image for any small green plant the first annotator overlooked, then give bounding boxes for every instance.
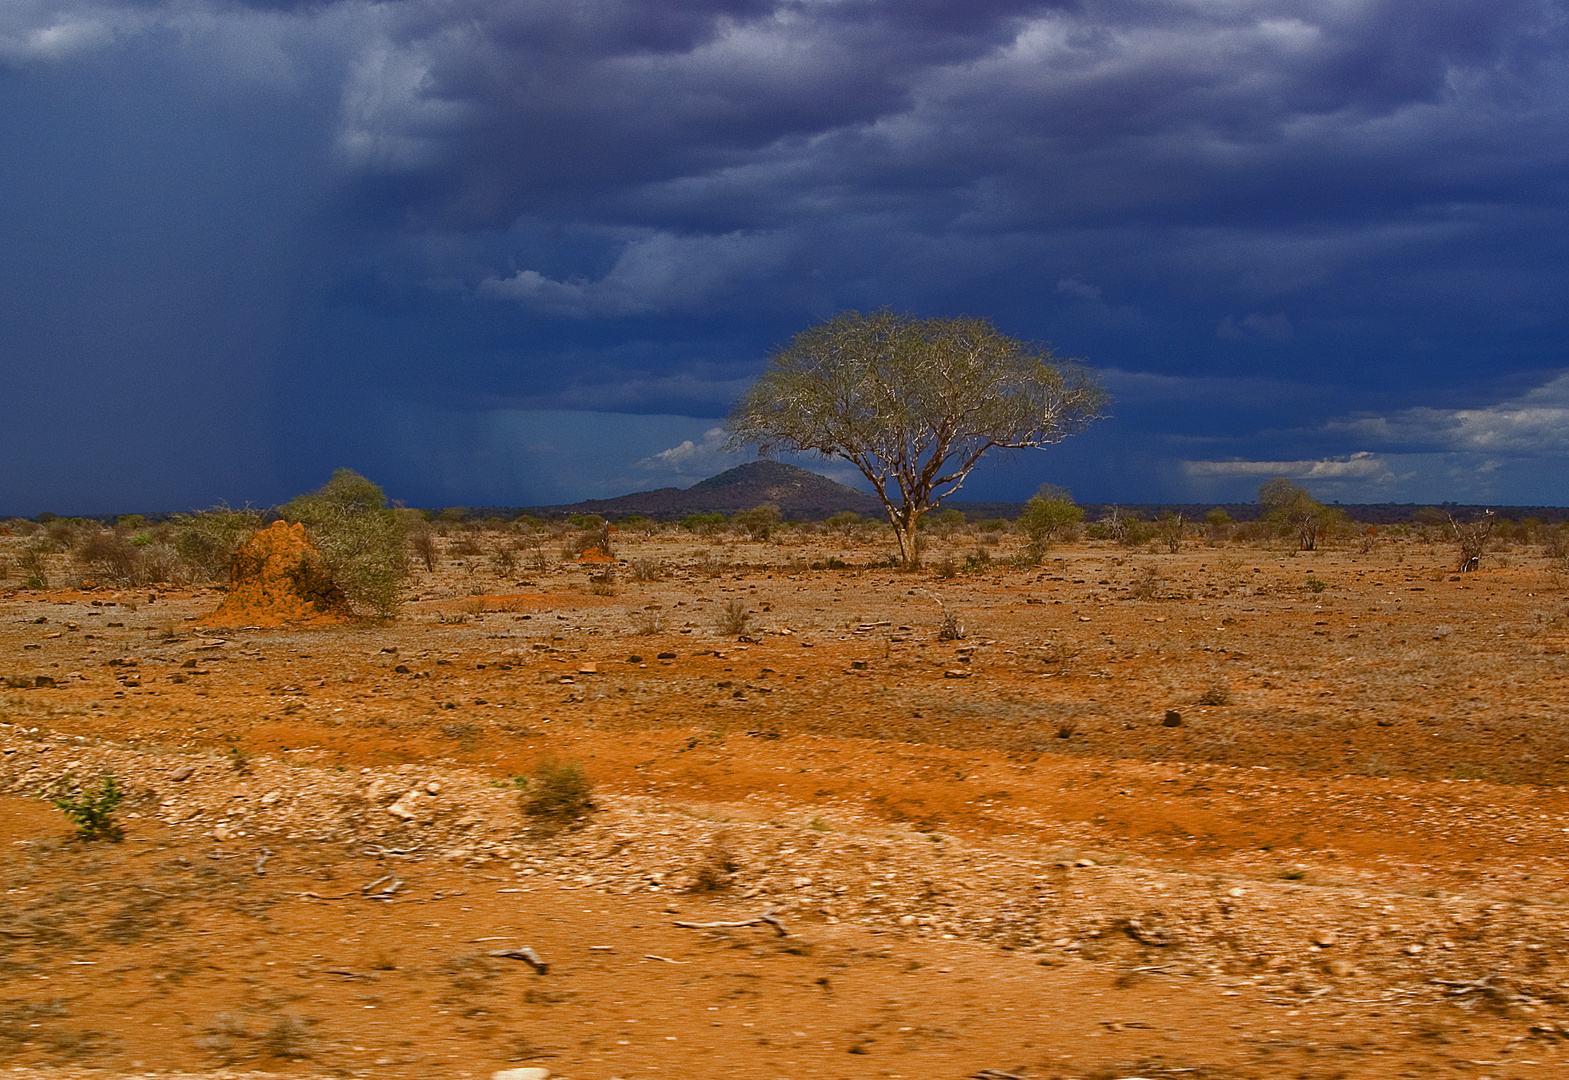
[50,773,125,841]
[519,757,595,827]
[961,547,992,573]
[227,744,253,774]
[1305,576,1327,593]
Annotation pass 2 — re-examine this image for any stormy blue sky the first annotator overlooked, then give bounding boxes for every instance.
[3,0,1566,515]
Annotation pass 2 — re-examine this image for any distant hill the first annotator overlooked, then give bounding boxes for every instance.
[497,461,884,521]
[467,467,1569,524]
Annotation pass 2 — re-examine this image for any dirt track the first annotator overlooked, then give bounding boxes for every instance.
[3,530,1569,1079]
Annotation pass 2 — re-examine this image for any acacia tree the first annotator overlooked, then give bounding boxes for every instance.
[727,310,1107,566]
[1258,477,1340,551]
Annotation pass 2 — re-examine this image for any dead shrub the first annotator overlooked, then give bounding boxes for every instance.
[589,567,617,596]
[1128,565,1161,599]
[1449,510,1495,573]
[715,598,751,636]
[693,550,728,577]
[689,833,741,892]
[256,1016,313,1060]
[1197,678,1233,706]
[197,1014,250,1064]
[631,610,666,635]
[629,556,664,582]
[519,757,595,830]
[490,543,518,576]
[409,527,438,571]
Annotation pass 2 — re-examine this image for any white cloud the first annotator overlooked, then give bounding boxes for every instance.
[478,229,786,317]
[636,426,734,473]
[1184,451,1391,480]
[336,39,468,172]
[1328,372,1569,456]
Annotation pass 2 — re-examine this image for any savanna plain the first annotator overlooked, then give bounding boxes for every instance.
[4,520,1569,1080]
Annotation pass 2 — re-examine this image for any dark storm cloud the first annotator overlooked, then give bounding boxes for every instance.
[2,0,1567,512]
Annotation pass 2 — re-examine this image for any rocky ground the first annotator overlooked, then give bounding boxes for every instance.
[2,527,1568,1079]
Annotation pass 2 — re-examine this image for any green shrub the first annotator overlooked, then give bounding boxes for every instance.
[50,774,125,841]
[961,547,992,573]
[682,512,728,535]
[1017,487,1084,546]
[825,510,862,533]
[279,469,408,618]
[170,505,262,582]
[731,503,780,540]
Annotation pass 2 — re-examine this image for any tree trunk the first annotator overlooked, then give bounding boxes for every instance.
[897,520,920,569]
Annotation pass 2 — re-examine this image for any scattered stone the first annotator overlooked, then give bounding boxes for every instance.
[170,764,196,781]
[1314,930,1340,947]
[492,1068,550,1080]
[1163,710,1183,727]
[426,780,443,795]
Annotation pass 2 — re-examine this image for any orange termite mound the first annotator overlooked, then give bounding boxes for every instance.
[206,521,355,627]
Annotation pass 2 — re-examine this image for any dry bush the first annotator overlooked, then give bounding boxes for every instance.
[693,550,729,577]
[197,1014,251,1064]
[631,610,667,635]
[490,543,518,576]
[688,832,741,892]
[256,1016,313,1060]
[1449,510,1495,572]
[629,556,664,582]
[519,757,595,828]
[409,528,438,571]
[1128,565,1161,599]
[1197,677,1233,706]
[715,598,751,636]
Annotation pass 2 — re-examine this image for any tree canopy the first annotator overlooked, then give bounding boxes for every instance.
[1258,477,1339,551]
[279,468,407,617]
[727,310,1107,566]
